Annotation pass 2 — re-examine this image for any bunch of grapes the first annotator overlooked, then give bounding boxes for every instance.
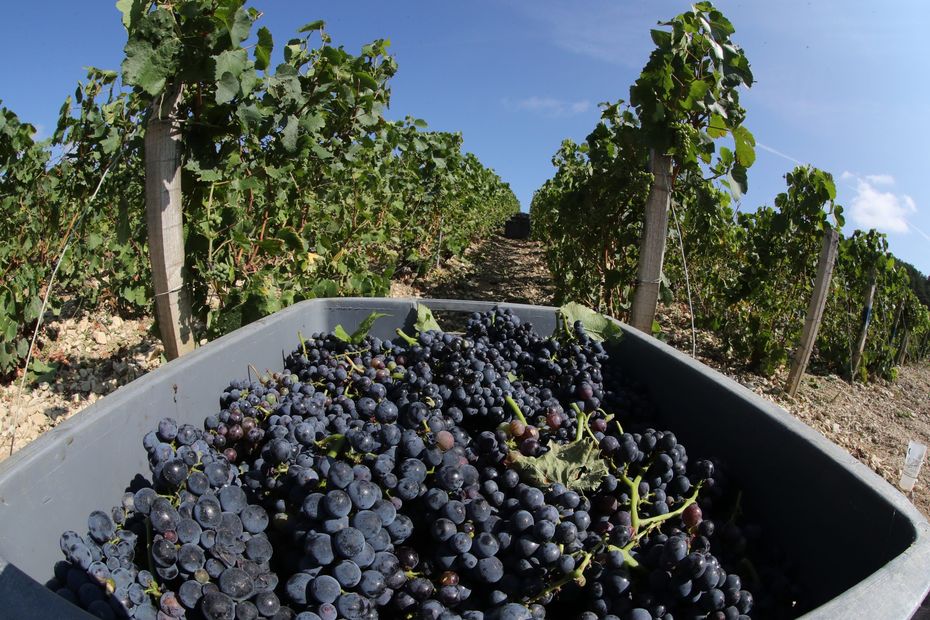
[50,307,801,620]
[51,502,157,620]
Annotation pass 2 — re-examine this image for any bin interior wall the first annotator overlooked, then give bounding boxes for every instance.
[611,332,916,608]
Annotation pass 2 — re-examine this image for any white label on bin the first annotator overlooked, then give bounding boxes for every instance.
[900,440,927,491]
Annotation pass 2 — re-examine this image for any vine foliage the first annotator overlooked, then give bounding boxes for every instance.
[0,1,518,376]
[531,2,930,380]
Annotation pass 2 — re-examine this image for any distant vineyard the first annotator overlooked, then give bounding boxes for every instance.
[531,4,929,381]
[0,5,518,375]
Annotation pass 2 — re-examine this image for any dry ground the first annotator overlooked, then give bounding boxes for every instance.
[0,309,164,459]
[3,234,929,520]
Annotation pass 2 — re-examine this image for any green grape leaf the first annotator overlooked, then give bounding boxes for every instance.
[281,115,299,152]
[351,312,388,343]
[300,113,326,134]
[298,20,326,33]
[558,302,623,342]
[26,358,59,385]
[86,232,103,251]
[30,358,56,374]
[659,273,674,305]
[727,164,748,199]
[732,126,756,167]
[214,49,249,80]
[333,324,352,343]
[354,71,379,91]
[236,103,265,129]
[511,438,609,492]
[278,227,307,253]
[120,9,180,95]
[321,46,343,65]
[121,35,180,96]
[332,312,388,344]
[23,296,42,322]
[650,28,672,48]
[215,72,239,104]
[116,198,131,244]
[414,304,442,333]
[116,0,147,31]
[255,26,273,70]
[707,113,728,139]
[229,7,251,48]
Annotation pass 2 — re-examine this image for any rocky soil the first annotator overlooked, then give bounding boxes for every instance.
[3,233,929,519]
[0,310,164,458]
[657,303,930,516]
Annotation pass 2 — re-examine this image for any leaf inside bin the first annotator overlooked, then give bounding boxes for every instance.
[558,302,623,342]
[414,304,442,333]
[511,438,609,492]
[333,311,388,344]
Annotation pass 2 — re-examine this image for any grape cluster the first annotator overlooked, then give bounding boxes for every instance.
[51,307,801,619]
[51,501,158,620]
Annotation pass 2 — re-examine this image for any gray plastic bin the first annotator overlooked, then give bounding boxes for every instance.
[0,298,928,618]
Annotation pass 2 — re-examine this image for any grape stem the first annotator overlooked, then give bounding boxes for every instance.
[617,466,704,559]
[608,542,641,569]
[638,482,703,529]
[395,328,417,346]
[297,331,308,357]
[619,470,644,532]
[588,538,641,570]
[316,433,347,458]
[570,403,599,445]
[336,352,365,373]
[339,348,371,357]
[143,517,162,598]
[525,551,593,603]
[505,395,528,425]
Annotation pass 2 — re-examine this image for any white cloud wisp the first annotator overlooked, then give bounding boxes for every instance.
[842,172,918,234]
[503,96,592,118]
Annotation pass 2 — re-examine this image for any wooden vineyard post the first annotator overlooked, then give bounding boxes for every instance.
[146,84,195,360]
[896,327,911,366]
[786,227,839,397]
[850,270,877,381]
[889,295,907,345]
[630,149,674,334]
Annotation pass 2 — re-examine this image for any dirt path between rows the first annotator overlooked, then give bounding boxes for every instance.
[3,233,929,519]
[390,234,555,306]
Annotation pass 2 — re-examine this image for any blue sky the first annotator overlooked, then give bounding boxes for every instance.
[2,1,928,273]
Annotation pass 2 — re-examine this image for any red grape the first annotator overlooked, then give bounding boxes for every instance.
[683,503,703,528]
[435,430,455,451]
